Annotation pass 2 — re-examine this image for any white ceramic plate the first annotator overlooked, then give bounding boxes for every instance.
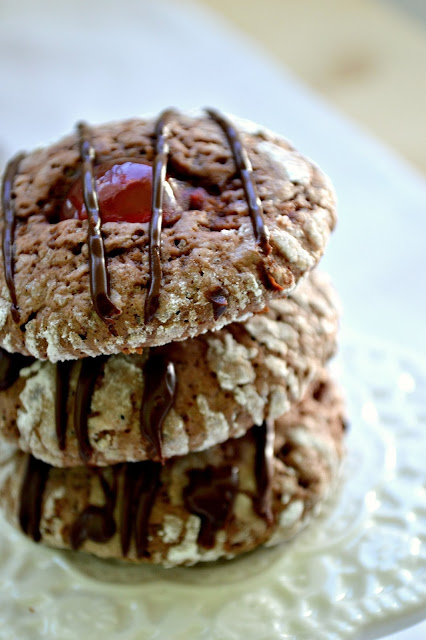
[0,335,425,640]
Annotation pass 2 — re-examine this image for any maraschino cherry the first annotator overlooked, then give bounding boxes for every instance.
[61,159,180,224]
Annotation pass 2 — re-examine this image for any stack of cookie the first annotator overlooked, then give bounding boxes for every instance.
[0,110,345,566]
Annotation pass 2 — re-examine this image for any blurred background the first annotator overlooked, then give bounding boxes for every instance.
[0,1,425,638]
[201,0,426,174]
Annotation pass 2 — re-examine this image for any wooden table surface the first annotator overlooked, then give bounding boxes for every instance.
[198,0,426,175]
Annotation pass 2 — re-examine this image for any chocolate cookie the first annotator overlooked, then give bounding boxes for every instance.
[0,110,336,361]
[0,370,345,566]
[0,271,338,467]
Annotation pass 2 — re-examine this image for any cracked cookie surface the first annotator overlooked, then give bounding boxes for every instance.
[0,271,338,466]
[0,111,336,361]
[0,370,345,566]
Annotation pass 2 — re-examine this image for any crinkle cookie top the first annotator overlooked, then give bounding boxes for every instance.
[0,370,346,566]
[0,271,338,467]
[0,109,336,361]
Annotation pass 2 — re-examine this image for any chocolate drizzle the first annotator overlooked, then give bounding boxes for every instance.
[140,354,176,462]
[70,469,118,550]
[77,122,121,324]
[18,424,274,553]
[18,456,162,557]
[1,153,25,323]
[2,110,275,330]
[183,465,239,548]
[11,109,282,557]
[18,458,241,554]
[2,348,176,468]
[0,348,32,391]
[254,420,275,524]
[51,351,176,464]
[19,456,51,542]
[205,108,271,257]
[74,356,107,464]
[55,361,73,451]
[145,110,175,324]
[120,461,161,557]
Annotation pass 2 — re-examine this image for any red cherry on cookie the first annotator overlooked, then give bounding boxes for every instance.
[61,159,179,225]
[188,187,207,210]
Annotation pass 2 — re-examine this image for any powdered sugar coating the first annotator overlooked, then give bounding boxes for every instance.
[0,370,345,566]
[0,111,336,361]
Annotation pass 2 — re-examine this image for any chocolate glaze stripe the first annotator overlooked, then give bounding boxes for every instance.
[133,462,161,557]
[19,456,51,543]
[205,108,271,257]
[145,109,176,324]
[19,460,244,553]
[254,420,275,524]
[140,354,177,462]
[1,152,26,323]
[55,361,74,451]
[74,356,107,464]
[183,465,239,548]
[70,469,118,550]
[77,122,121,324]
[121,461,162,558]
[53,351,176,462]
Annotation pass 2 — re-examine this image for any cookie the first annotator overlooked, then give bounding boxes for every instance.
[0,370,345,566]
[0,271,338,467]
[0,109,336,361]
